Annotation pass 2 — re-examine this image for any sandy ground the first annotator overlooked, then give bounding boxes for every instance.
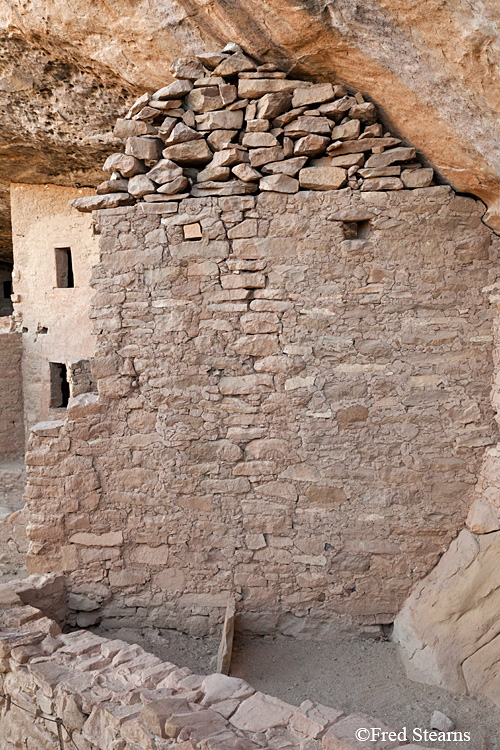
[95,627,498,750]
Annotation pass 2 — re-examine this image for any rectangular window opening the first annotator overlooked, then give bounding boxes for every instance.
[342,221,371,240]
[2,280,12,299]
[55,247,74,288]
[50,362,70,408]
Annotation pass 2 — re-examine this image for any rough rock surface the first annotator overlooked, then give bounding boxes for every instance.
[393,528,500,707]
[0,26,138,261]
[2,2,500,256]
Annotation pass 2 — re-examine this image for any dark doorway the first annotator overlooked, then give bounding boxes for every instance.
[50,362,70,408]
[55,248,74,288]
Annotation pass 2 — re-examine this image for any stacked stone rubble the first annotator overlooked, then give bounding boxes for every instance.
[71,43,434,213]
[0,574,424,750]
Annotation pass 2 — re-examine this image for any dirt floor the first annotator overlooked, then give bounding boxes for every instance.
[94,627,498,750]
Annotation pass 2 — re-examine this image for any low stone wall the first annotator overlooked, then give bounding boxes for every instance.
[0,328,24,458]
[0,573,422,750]
[23,186,499,638]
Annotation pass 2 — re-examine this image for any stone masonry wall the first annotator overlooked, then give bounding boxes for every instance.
[0,328,24,458]
[24,185,499,637]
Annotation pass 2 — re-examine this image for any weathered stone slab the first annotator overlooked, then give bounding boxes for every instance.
[285,116,331,137]
[128,174,156,197]
[238,78,310,98]
[360,177,404,191]
[153,79,193,100]
[232,164,261,182]
[230,692,296,732]
[147,159,183,184]
[292,83,335,108]
[294,135,330,156]
[249,146,284,168]
[290,700,345,739]
[364,147,416,168]
[190,180,257,197]
[322,714,401,750]
[327,137,401,155]
[196,110,244,131]
[331,120,361,141]
[163,123,202,146]
[170,57,204,80]
[261,156,307,176]
[70,193,135,212]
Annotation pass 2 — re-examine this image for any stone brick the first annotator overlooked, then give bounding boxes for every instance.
[322,714,401,750]
[230,692,296,732]
[290,700,344,739]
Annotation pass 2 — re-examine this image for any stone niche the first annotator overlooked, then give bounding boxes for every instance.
[24,185,499,637]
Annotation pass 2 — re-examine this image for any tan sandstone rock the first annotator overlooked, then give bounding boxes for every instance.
[393,528,500,706]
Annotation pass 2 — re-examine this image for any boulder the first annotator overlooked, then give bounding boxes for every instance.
[393,528,500,705]
[103,153,146,177]
[260,174,299,193]
[294,135,330,157]
[401,167,434,188]
[162,140,213,165]
[153,80,193,100]
[128,174,156,197]
[299,166,347,190]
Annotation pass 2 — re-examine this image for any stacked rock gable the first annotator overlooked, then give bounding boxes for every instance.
[71,42,434,213]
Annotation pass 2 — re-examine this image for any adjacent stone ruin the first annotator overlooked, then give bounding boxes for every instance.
[70,42,435,215]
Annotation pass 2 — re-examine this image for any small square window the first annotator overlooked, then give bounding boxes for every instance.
[55,247,74,288]
[343,221,371,240]
[50,362,70,408]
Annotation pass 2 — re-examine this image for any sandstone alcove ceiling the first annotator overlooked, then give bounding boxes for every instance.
[2,0,500,262]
